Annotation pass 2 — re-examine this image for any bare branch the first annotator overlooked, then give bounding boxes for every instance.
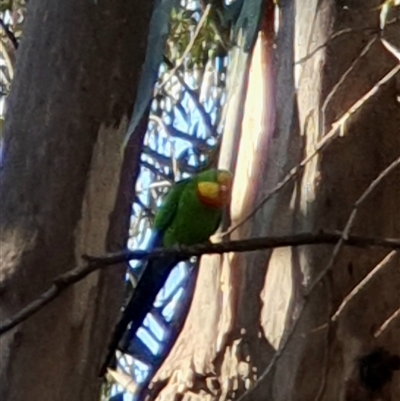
[162,55,215,136]
[1,232,400,336]
[140,160,173,181]
[149,115,211,149]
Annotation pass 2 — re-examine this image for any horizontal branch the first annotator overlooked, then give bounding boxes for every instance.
[0,231,399,336]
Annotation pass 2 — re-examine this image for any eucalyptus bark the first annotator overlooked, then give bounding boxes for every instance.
[145,1,400,401]
[0,1,153,400]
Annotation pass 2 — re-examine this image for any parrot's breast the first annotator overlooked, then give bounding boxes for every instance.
[162,188,223,248]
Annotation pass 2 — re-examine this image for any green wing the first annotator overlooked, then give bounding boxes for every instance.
[153,178,191,233]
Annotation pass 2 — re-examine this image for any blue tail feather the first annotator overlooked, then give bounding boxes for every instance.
[99,235,180,376]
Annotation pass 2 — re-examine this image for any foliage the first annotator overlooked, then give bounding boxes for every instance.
[166,5,229,69]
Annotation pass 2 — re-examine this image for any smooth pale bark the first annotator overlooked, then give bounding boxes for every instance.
[0,1,153,400]
[146,1,400,401]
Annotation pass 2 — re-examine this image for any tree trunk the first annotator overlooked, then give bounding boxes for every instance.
[145,1,400,401]
[0,1,153,400]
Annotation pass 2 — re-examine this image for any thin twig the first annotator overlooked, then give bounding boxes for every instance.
[307,155,400,296]
[314,278,333,401]
[295,26,379,65]
[140,160,173,181]
[135,180,172,196]
[1,232,399,336]
[374,306,400,338]
[142,146,199,175]
[149,115,211,149]
[331,251,398,321]
[321,37,377,120]
[163,55,215,136]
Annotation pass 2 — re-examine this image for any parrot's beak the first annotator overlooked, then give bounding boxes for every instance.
[220,184,229,194]
[219,184,231,205]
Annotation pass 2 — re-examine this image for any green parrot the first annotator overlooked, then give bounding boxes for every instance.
[100,168,233,374]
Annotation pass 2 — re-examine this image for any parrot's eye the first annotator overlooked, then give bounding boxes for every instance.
[217,171,233,187]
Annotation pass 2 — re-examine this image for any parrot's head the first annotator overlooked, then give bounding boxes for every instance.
[196,169,233,209]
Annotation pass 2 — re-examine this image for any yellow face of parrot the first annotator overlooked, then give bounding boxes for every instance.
[196,169,233,209]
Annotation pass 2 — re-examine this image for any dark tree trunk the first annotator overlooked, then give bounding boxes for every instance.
[0,1,153,400]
